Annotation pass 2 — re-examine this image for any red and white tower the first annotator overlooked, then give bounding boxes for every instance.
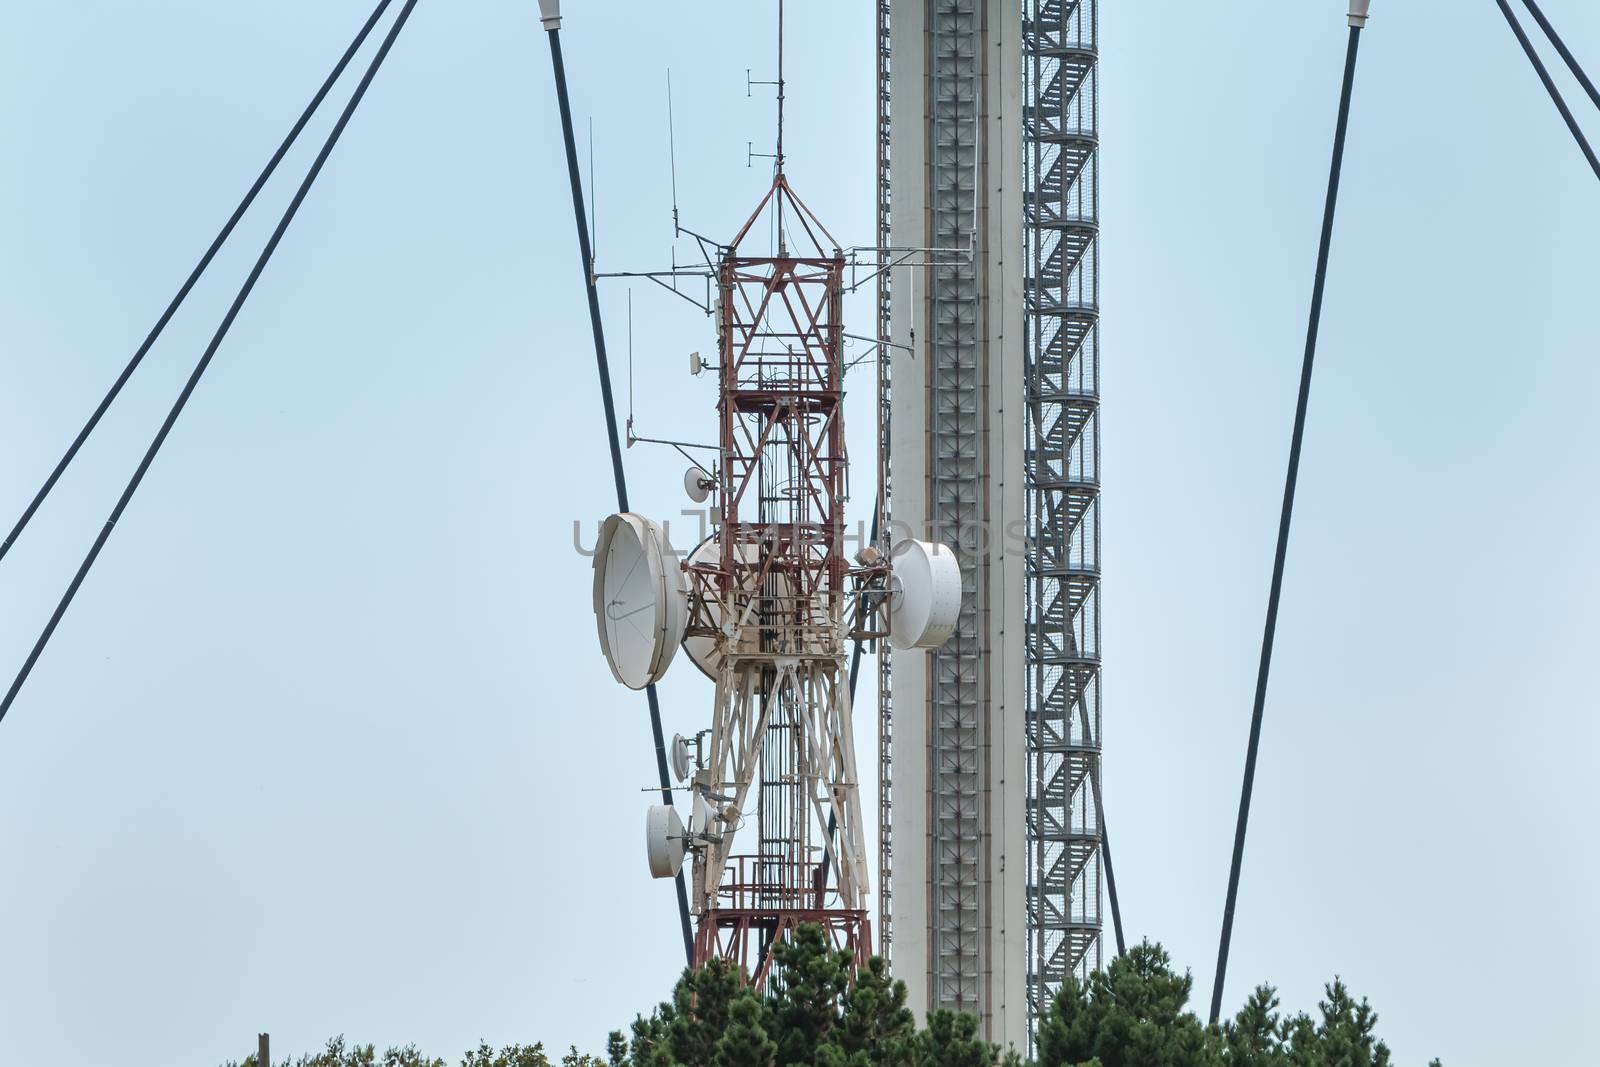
[590,7,959,987]
[677,176,871,983]
[592,170,958,985]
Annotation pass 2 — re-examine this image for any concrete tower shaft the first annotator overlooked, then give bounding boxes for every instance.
[883,0,1102,1050]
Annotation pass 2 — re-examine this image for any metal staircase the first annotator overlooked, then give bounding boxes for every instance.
[1023,0,1103,1043]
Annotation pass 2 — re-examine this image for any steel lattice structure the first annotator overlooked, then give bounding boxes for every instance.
[925,0,986,1018]
[682,177,874,985]
[1022,0,1103,1029]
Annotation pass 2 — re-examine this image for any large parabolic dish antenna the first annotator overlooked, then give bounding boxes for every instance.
[592,512,686,689]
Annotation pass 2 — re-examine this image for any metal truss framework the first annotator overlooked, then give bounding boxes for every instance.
[926,0,987,1019]
[875,0,897,967]
[1022,0,1103,1033]
[684,178,872,987]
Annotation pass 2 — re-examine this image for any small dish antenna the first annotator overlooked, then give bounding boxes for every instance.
[670,733,694,782]
[887,538,963,650]
[684,466,712,504]
[688,791,715,837]
[645,804,687,878]
[592,512,688,689]
[690,351,705,376]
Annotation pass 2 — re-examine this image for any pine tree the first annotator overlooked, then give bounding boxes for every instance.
[1220,986,1290,1067]
[667,960,748,1066]
[767,925,855,1065]
[835,956,918,1066]
[1034,942,1217,1067]
[1283,980,1390,1067]
[217,927,1440,1067]
[916,1010,998,1067]
[715,992,779,1067]
[624,1011,679,1067]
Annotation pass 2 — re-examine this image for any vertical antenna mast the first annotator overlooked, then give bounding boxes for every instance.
[776,0,785,175]
[627,288,634,437]
[587,118,597,265]
[775,0,786,253]
[667,70,681,234]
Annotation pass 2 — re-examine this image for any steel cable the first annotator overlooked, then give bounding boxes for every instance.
[1495,0,1600,181]
[543,23,696,967]
[0,0,421,726]
[1520,0,1600,113]
[0,0,397,568]
[1096,775,1127,957]
[816,507,881,893]
[1208,16,1366,1026]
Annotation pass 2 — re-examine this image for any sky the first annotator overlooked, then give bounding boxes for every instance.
[1,2,1597,1065]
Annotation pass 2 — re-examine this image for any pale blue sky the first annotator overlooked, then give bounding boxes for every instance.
[2,3,1596,1066]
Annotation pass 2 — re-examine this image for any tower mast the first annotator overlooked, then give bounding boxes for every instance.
[681,177,869,982]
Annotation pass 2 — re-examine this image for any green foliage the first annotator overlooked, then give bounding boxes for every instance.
[715,990,778,1067]
[767,925,855,1063]
[1218,986,1285,1067]
[916,1010,1001,1067]
[1034,941,1434,1067]
[459,1039,606,1067]
[1036,943,1214,1067]
[219,928,1437,1067]
[834,955,917,1065]
[606,925,998,1067]
[1214,976,1404,1067]
[222,1036,598,1067]
[225,1035,446,1067]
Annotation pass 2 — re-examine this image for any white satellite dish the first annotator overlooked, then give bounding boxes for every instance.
[593,513,687,689]
[690,351,704,376]
[645,804,686,878]
[669,733,694,782]
[887,539,962,650]
[682,537,724,679]
[684,466,712,504]
[687,791,715,837]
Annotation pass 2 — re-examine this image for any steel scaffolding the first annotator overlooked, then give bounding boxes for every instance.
[1022,0,1103,1033]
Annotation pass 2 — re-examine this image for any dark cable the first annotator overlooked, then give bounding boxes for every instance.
[1520,0,1600,113]
[817,506,880,891]
[0,0,420,727]
[0,0,396,568]
[1094,773,1127,957]
[544,24,696,968]
[1495,0,1600,182]
[1209,19,1365,1026]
